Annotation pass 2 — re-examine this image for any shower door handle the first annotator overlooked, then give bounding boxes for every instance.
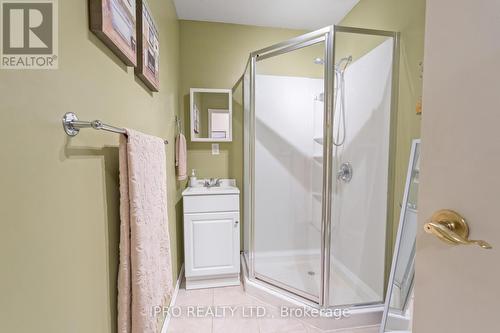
[424,209,492,249]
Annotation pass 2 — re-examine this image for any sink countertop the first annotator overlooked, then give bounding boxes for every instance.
[182,179,240,196]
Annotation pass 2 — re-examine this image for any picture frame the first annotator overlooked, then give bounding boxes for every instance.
[89,0,137,67]
[135,0,160,92]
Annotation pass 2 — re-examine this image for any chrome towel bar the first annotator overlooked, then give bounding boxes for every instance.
[62,112,168,144]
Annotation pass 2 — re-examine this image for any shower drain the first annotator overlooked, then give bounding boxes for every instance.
[307,271,316,276]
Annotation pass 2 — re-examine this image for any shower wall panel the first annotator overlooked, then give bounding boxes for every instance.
[254,74,324,256]
[330,38,394,305]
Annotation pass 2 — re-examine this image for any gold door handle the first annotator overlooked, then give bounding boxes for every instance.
[424,209,492,249]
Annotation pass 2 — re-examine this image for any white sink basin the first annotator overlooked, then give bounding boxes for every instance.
[182,179,239,196]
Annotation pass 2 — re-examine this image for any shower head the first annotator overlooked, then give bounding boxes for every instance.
[335,56,352,73]
[313,57,324,65]
[313,55,353,73]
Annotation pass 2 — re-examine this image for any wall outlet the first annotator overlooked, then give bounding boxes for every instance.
[212,144,220,155]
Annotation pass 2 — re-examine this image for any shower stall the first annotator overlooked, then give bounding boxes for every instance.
[242,25,400,310]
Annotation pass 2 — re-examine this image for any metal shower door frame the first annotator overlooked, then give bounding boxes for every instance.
[245,25,400,309]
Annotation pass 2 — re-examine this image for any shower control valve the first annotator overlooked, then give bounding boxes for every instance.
[337,162,353,183]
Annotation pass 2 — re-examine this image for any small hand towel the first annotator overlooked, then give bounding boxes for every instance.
[175,133,187,181]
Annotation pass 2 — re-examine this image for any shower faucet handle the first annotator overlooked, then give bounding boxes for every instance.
[337,162,353,183]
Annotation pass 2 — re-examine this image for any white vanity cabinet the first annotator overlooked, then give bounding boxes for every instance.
[182,184,240,289]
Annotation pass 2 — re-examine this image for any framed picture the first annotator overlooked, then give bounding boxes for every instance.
[135,0,160,91]
[89,0,137,67]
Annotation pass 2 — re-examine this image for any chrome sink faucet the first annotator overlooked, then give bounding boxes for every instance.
[204,178,222,188]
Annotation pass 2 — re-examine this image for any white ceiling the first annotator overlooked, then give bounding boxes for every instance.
[173,0,360,30]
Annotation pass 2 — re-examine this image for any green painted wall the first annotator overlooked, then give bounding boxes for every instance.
[0,1,181,332]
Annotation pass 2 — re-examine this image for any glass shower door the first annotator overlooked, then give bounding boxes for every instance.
[245,26,399,308]
[251,34,328,301]
[328,29,396,307]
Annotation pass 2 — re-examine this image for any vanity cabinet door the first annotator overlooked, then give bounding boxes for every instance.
[184,212,240,278]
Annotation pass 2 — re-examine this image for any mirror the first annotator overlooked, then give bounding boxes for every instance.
[380,139,420,333]
[190,88,232,142]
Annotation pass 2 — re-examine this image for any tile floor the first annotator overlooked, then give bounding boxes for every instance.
[167,283,380,333]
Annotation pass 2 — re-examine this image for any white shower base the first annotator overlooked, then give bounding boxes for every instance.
[252,252,381,306]
[241,253,383,331]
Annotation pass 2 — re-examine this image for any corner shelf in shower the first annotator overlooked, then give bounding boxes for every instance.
[313,155,323,164]
[313,137,323,145]
[312,192,322,201]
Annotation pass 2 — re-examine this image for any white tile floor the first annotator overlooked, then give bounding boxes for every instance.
[167,283,380,333]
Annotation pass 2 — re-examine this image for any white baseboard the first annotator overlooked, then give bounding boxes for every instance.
[160,264,185,333]
[186,273,240,290]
